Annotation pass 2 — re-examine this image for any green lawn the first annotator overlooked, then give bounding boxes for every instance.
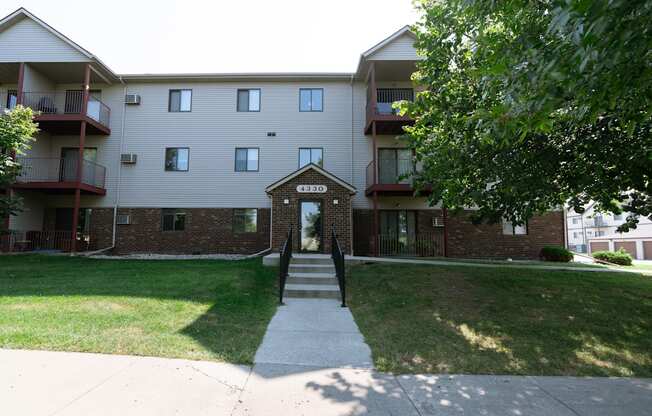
[0,255,277,364]
[348,263,652,377]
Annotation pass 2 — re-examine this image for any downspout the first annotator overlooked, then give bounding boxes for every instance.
[111,79,127,249]
[350,74,355,255]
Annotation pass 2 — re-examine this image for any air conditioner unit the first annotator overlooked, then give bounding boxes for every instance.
[120,153,137,164]
[432,217,445,227]
[116,214,131,225]
[125,94,141,105]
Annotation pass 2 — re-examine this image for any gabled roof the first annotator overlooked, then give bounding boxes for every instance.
[361,25,416,59]
[265,164,357,194]
[0,7,120,82]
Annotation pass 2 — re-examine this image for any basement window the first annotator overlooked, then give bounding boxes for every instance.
[233,209,258,233]
[162,209,186,231]
[502,219,527,235]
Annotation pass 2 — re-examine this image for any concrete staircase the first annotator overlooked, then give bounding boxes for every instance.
[284,254,341,300]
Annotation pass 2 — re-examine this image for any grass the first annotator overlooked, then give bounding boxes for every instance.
[0,255,277,364]
[347,263,652,376]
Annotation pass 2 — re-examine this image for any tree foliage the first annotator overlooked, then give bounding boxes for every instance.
[0,105,38,232]
[403,0,652,230]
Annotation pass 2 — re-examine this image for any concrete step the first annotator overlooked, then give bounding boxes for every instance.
[288,264,335,274]
[284,284,341,299]
[287,274,338,285]
[290,255,333,265]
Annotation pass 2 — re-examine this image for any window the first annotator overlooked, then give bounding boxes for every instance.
[573,232,580,239]
[586,231,593,236]
[299,88,323,112]
[237,89,260,112]
[572,218,579,225]
[596,231,606,237]
[6,90,17,110]
[235,148,259,172]
[299,148,323,168]
[165,148,189,171]
[502,219,527,235]
[613,213,623,221]
[162,209,186,231]
[233,209,258,233]
[169,89,192,112]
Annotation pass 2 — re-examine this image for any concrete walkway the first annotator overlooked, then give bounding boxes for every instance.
[254,297,373,368]
[2,349,651,415]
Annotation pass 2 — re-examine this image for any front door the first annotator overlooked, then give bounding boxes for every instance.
[299,200,322,252]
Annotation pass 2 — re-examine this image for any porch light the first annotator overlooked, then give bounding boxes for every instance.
[333,199,339,205]
[283,199,289,205]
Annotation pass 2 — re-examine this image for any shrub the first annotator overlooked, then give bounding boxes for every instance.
[592,249,633,266]
[540,246,573,262]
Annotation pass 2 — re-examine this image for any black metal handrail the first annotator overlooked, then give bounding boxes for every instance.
[278,227,292,305]
[331,225,346,307]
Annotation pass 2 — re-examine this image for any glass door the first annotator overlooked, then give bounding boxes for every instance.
[60,148,97,182]
[378,148,412,184]
[299,200,322,252]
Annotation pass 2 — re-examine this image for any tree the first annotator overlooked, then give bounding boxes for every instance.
[1,105,38,233]
[403,0,652,230]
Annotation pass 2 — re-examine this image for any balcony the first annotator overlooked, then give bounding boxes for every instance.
[365,88,414,135]
[21,91,111,135]
[365,159,413,196]
[13,157,106,195]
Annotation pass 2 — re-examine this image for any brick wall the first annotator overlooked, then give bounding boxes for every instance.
[269,169,353,254]
[446,210,565,259]
[114,207,270,254]
[353,208,564,259]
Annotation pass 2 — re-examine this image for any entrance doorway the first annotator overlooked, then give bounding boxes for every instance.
[299,200,322,252]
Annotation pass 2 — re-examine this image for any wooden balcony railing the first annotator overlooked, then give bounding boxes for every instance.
[16,157,106,189]
[21,91,110,129]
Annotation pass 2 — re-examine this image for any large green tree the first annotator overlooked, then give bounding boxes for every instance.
[403,0,652,229]
[1,105,38,233]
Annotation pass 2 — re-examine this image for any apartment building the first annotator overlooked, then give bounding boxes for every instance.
[0,8,564,259]
[566,204,652,255]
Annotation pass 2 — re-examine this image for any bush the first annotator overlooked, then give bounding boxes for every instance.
[540,246,573,262]
[592,249,633,266]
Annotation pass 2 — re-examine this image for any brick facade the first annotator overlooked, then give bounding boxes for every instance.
[113,207,270,254]
[268,168,353,254]
[446,210,565,259]
[353,208,564,259]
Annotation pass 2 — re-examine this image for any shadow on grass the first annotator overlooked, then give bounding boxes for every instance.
[0,254,278,364]
[346,263,652,377]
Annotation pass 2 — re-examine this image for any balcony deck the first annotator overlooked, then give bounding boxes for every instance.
[365,160,431,196]
[12,157,107,195]
[365,88,414,135]
[21,91,111,135]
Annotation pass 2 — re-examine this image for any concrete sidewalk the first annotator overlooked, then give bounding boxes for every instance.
[253,298,373,369]
[2,349,652,415]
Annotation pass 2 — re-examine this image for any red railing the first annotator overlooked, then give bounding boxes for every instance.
[16,157,106,189]
[21,91,110,128]
[0,230,93,252]
[366,160,376,189]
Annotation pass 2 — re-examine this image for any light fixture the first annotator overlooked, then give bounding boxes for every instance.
[333,199,339,205]
[283,199,289,205]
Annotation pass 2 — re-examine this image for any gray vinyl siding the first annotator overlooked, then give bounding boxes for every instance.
[22,63,55,92]
[117,81,354,208]
[0,17,89,63]
[367,33,419,61]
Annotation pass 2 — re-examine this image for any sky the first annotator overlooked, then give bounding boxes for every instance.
[1,0,420,74]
